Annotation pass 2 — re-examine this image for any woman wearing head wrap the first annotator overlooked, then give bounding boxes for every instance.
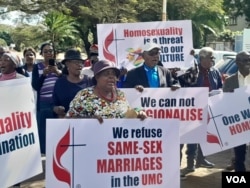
[0,52,28,81]
[0,51,29,188]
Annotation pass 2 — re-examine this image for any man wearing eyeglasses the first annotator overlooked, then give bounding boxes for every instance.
[123,42,179,89]
[223,51,250,172]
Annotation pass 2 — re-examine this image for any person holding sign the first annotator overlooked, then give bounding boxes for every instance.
[181,47,223,178]
[0,51,30,188]
[66,59,147,122]
[123,42,180,90]
[223,51,250,172]
[0,51,28,80]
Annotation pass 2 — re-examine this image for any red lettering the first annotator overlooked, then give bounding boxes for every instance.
[107,159,115,172]
[141,173,163,185]
[107,141,139,155]
[143,141,162,154]
[96,157,162,173]
[197,109,203,120]
[144,108,203,120]
[108,142,115,155]
[156,157,162,170]
[229,121,250,135]
[135,158,143,170]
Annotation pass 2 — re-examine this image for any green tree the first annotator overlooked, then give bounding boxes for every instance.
[168,0,225,48]
[0,31,14,46]
[0,0,59,14]
[0,24,15,47]
[135,0,162,21]
[0,0,227,50]
[42,10,80,55]
[10,24,46,51]
[59,0,142,56]
[0,38,7,46]
[223,0,250,25]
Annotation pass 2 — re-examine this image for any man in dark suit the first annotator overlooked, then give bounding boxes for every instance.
[123,42,179,89]
[223,50,250,172]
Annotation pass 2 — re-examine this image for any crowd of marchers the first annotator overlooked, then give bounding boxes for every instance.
[0,42,250,187]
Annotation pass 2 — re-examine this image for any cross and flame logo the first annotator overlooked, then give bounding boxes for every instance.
[207,110,222,147]
[52,127,86,187]
[103,29,116,63]
[53,127,71,187]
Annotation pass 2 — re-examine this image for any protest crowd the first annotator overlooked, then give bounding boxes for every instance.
[1,22,250,188]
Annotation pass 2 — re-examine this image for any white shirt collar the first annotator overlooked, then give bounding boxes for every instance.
[238,71,250,87]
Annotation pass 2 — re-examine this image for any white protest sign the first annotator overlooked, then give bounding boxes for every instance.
[121,88,208,143]
[200,86,250,156]
[97,20,194,70]
[46,119,180,188]
[0,78,42,188]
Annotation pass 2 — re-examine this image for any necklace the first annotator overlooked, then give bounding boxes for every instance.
[96,87,115,102]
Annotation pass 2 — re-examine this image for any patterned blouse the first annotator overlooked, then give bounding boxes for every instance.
[66,86,130,118]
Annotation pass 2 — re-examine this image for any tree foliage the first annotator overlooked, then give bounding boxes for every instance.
[10,24,46,51]
[42,11,80,54]
[0,0,229,51]
[0,38,7,46]
[168,0,225,48]
[0,0,59,14]
[0,24,14,47]
[0,30,13,46]
[58,0,147,56]
[223,0,250,23]
[218,29,243,42]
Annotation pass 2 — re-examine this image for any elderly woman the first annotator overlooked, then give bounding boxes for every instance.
[66,59,146,122]
[0,51,28,188]
[0,52,27,80]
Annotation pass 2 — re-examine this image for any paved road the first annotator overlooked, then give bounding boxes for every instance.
[17,146,250,188]
[180,146,250,188]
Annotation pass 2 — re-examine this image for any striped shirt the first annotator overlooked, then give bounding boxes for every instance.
[37,62,59,103]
